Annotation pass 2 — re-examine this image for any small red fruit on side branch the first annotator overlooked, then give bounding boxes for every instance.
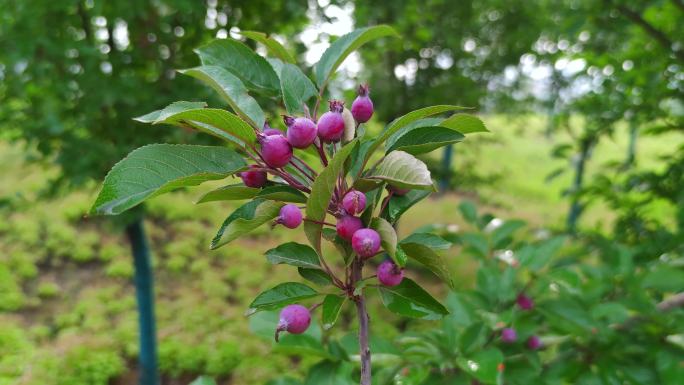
[351,84,374,123]
[377,260,404,286]
[260,134,293,168]
[277,204,302,229]
[275,304,311,341]
[352,228,381,259]
[240,166,267,188]
[516,293,534,310]
[284,115,317,148]
[317,100,345,143]
[501,328,517,343]
[336,215,363,241]
[527,335,542,350]
[342,189,367,215]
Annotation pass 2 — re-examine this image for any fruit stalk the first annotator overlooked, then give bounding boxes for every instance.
[352,257,371,385]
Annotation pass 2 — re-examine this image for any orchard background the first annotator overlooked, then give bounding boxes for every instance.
[1,1,683,385]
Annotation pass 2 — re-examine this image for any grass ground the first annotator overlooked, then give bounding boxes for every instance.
[0,114,680,385]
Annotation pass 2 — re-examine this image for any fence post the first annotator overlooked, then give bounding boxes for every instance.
[567,139,591,233]
[439,144,454,192]
[125,218,160,385]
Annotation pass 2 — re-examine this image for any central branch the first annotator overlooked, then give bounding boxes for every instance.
[352,257,371,385]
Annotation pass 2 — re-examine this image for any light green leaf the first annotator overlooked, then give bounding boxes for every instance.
[133,101,207,123]
[455,348,504,385]
[255,185,307,203]
[400,242,455,289]
[195,39,280,94]
[440,114,489,134]
[322,295,346,330]
[369,151,434,190]
[190,376,217,385]
[266,242,322,269]
[298,267,332,286]
[386,126,465,155]
[91,144,246,215]
[280,63,318,114]
[366,105,470,161]
[240,31,296,63]
[196,184,259,204]
[210,199,284,249]
[314,25,398,88]
[370,217,397,261]
[152,107,257,146]
[248,282,319,314]
[178,66,265,128]
[304,139,359,252]
[378,278,449,320]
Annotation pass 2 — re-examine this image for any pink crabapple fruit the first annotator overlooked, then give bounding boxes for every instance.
[317,100,346,143]
[377,260,404,286]
[501,328,517,343]
[336,215,363,241]
[277,204,303,229]
[342,189,367,215]
[260,134,293,168]
[275,304,311,342]
[240,166,267,188]
[284,115,317,148]
[352,228,381,259]
[351,84,374,123]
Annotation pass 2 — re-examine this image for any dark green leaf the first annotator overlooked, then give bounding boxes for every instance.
[210,199,283,249]
[369,151,434,190]
[195,39,280,93]
[367,105,470,160]
[240,30,296,63]
[91,144,246,215]
[298,267,332,286]
[322,295,346,330]
[459,322,488,355]
[195,184,258,204]
[455,348,503,384]
[519,236,566,271]
[133,101,207,123]
[280,63,318,114]
[642,266,684,292]
[266,242,321,269]
[248,282,319,314]
[314,25,398,88]
[178,66,265,128]
[440,114,489,134]
[387,190,430,223]
[378,278,449,320]
[304,360,355,385]
[458,201,478,224]
[401,233,452,250]
[384,117,445,150]
[304,139,358,252]
[256,185,307,203]
[491,219,526,248]
[386,126,465,155]
[151,107,257,146]
[400,242,455,289]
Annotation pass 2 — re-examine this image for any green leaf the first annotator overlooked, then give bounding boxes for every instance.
[256,185,307,203]
[298,267,332,286]
[133,101,207,123]
[400,242,455,289]
[321,295,346,330]
[386,126,465,155]
[304,139,358,252]
[151,107,257,146]
[91,144,246,215]
[195,184,258,204]
[458,201,479,224]
[314,25,398,88]
[366,105,470,160]
[378,278,448,320]
[195,39,280,94]
[370,217,397,261]
[248,282,319,314]
[189,376,217,385]
[322,228,353,264]
[455,348,504,385]
[401,232,452,250]
[178,66,265,128]
[369,151,434,190]
[386,189,430,223]
[519,236,566,271]
[384,117,445,150]
[266,242,322,269]
[642,266,684,292]
[304,360,355,385]
[440,114,489,134]
[280,63,318,114]
[210,199,283,249]
[491,219,526,247]
[459,322,488,355]
[240,30,296,63]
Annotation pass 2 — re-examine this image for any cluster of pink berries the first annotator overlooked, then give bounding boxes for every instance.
[500,293,542,350]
